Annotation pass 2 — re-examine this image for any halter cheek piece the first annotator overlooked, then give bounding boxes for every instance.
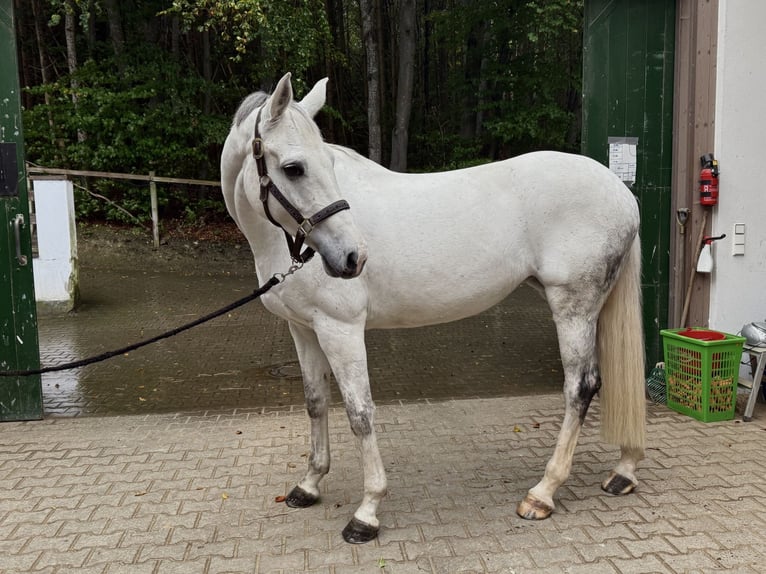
[252,107,350,264]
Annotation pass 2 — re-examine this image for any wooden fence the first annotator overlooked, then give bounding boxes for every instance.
[26,166,221,249]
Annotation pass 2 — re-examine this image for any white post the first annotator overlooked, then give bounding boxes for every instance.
[149,171,159,249]
[31,179,79,312]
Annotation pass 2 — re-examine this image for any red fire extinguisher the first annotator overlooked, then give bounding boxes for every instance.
[699,153,719,206]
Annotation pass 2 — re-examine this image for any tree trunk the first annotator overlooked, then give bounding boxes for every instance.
[103,0,124,68]
[30,0,55,138]
[390,0,416,172]
[475,25,492,138]
[202,28,212,114]
[171,15,180,59]
[64,0,85,143]
[64,0,77,90]
[359,0,382,163]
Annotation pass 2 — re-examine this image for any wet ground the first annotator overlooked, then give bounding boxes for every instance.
[37,225,562,417]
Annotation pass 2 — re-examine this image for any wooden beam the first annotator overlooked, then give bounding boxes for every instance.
[27,166,220,187]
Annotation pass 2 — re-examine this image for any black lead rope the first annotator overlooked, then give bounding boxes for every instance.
[0,275,282,378]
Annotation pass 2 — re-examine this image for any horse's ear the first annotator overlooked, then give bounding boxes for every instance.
[299,78,328,118]
[266,73,293,122]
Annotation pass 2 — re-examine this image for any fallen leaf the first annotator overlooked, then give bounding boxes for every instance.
[221,493,229,500]
[513,425,522,432]
[275,495,286,503]
[532,422,540,429]
[134,491,148,497]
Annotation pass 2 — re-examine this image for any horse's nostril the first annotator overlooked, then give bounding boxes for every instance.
[346,251,358,271]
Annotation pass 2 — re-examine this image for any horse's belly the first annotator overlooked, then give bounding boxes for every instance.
[364,275,520,329]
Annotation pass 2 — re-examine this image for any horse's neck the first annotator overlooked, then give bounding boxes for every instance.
[230,173,291,282]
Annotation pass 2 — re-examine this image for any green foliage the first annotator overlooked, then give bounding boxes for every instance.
[20,0,584,225]
[481,0,583,153]
[410,131,489,172]
[423,0,583,159]
[24,46,235,222]
[165,0,331,87]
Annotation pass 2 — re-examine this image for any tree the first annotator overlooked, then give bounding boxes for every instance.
[359,0,382,163]
[390,0,416,172]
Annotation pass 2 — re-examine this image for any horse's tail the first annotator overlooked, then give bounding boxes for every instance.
[598,235,646,450]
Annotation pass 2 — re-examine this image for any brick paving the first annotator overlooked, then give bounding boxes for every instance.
[5,234,765,572]
[2,396,766,573]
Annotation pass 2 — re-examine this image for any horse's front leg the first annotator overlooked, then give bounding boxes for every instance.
[285,322,332,508]
[517,313,599,520]
[314,317,386,544]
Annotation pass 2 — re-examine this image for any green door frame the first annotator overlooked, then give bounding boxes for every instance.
[0,0,43,421]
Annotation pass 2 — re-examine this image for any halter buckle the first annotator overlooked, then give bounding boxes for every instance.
[259,175,271,202]
[252,138,264,159]
[298,219,315,237]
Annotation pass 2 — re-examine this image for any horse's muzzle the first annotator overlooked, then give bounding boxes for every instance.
[323,249,367,279]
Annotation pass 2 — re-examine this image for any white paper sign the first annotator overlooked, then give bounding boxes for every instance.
[608,136,638,185]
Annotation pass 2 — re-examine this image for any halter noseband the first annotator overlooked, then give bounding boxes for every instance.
[252,107,350,264]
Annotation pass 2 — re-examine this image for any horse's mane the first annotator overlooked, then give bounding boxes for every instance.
[327,144,383,169]
[234,90,317,135]
[234,92,269,127]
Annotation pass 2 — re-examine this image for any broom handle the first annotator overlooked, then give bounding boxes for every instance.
[680,209,709,327]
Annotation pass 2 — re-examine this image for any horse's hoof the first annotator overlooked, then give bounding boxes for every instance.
[516,494,554,520]
[601,472,637,496]
[341,517,379,544]
[285,486,319,508]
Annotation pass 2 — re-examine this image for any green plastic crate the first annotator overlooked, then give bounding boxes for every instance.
[661,328,746,422]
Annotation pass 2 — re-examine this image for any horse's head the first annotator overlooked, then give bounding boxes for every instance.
[251,73,367,279]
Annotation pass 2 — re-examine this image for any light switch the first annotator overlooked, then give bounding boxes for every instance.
[733,223,745,255]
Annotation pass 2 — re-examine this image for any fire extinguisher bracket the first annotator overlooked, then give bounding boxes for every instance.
[699,153,720,206]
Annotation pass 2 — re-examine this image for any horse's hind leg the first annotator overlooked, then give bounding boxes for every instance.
[517,307,601,520]
[285,322,333,508]
[602,445,643,495]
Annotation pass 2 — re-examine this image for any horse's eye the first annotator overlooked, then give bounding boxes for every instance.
[283,163,305,178]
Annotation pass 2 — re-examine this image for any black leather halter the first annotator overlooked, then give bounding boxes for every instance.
[252,107,350,264]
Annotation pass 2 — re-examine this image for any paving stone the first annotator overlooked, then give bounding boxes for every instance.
[430,552,486,573]
[0,551,42,572]
[154,558,209,573]
[85,545,140,567]
[35,547,92,569]
[256,549,307,572]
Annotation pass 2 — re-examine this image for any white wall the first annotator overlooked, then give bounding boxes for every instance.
[709,1,766,333]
